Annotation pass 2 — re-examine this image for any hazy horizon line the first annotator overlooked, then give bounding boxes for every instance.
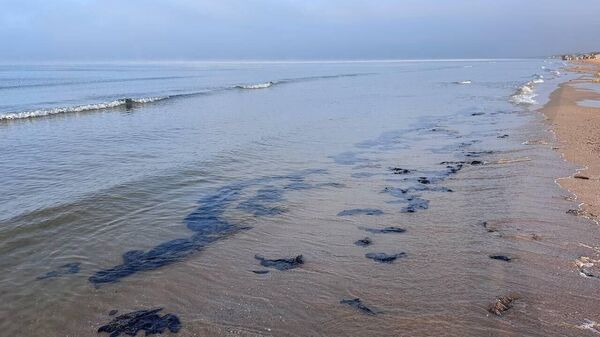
[0,57,557,66]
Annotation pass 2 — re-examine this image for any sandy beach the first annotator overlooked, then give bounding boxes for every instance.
[542,59,600,221]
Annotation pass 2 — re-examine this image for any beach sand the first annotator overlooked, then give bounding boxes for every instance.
[542,59,600,220]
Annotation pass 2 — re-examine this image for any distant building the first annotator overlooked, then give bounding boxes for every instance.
[561,52,600,61]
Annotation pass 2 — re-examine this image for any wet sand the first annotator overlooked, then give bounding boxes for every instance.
[542,59,600,221]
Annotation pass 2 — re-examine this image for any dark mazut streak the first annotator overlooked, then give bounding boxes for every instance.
[88,169,329,285]
[349,116,485,215]
[0,72,374,121]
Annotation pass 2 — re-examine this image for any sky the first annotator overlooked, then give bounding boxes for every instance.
[1,0,599,61]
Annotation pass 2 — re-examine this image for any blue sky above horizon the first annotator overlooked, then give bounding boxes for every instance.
[2,0,599,61]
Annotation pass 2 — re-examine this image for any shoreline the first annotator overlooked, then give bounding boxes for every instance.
[541,59,600,221]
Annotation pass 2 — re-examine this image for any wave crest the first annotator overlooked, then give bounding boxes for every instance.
[0,96,168,121]
[1,72,372,121]
[510,75,544,105]
[235,81,275,89]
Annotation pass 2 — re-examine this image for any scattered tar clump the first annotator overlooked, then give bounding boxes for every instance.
[97,308,181,337]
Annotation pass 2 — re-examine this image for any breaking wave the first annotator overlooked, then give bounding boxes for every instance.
[235,81,275,89]
[235,73,370,89]
[510,75,544,105]
[0,96,169,121]
[1,72,372,121]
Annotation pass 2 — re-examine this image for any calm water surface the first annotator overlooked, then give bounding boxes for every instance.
[1,60,598,337]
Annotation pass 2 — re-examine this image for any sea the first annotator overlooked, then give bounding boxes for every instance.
[1,60,597,336]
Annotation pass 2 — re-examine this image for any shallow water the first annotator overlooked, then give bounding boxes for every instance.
[1,60,598,337]
[577,99,600,108]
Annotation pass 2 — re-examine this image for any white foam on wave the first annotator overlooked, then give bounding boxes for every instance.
[0,96,168,121]
[455,80,472,84]
[236,81,275,89]
[510,84,537,105]
[130,96,167,104]
[510,75,544,105]
[579,320,600,334]
[542,64,562,77]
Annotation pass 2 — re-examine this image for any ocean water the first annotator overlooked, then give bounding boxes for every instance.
[1,60,597,336]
